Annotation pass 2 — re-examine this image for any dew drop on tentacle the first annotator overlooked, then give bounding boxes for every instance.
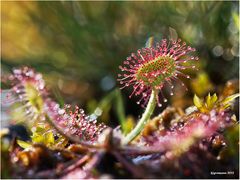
[159,89,168,104]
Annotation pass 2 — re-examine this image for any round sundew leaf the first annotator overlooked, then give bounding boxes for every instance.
[118,37,197,107]
[136,56,176,87]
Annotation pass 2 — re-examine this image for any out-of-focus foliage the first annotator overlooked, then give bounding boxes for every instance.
[191,72,214,96]
[2,2,239,112]
[17,127,62,149]
[194,93,239,113]
[194,93,218,113]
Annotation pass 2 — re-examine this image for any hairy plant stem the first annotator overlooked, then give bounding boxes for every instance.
[122,89,158,145]
[45,114,102,149]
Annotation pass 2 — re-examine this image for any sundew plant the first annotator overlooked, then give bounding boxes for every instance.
[1,2,239,179]
[1,36,239,179]
[118,37,198,145]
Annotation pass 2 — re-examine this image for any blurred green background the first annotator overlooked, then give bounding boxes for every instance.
[1,1,239,126]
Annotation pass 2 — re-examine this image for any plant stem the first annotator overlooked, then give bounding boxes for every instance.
[122,89,157,145]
